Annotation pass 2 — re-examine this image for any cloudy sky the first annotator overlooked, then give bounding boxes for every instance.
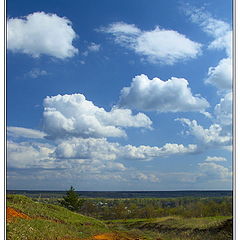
[7,0,232,190]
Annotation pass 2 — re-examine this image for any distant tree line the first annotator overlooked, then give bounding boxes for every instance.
[59,187,232,220]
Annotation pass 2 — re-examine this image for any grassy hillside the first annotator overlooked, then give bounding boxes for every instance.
[7,194,110,240]
[106,216,233,240]
[6,194,233,240]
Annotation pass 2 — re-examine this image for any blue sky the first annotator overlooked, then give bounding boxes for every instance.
[7,0,233,190]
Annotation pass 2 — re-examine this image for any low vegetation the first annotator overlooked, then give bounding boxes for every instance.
[6,191,233,240]
[106,216,233,240]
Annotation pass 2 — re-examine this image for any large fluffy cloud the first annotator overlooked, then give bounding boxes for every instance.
[53,137,198,161]
[7,12,78,59]
[54,138,119,161]
[100,22,202,65]
[176,118,231,146]
[118,74,209,113]
[43,93,152,139]
[7,138,128,174]
[7,133,197,177]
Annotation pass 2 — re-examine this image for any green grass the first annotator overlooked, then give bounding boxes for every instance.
[6,195,233,240]
[7,194,110,240]
[107,215,232,228]
[105,215,233,240]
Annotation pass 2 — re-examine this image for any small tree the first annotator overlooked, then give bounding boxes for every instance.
[60,186,81,211]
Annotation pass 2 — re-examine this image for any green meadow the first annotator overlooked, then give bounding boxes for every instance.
[6,194,233,240]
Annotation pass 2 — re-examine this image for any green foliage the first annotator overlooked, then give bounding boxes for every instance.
[60,186,84,212]
[70,196,233,220]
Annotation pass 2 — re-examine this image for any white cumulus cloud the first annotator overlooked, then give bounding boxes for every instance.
[7,12,78,59]
[7,136,197,177]
[43,93,152,139]
[176,118,231,146]
[199,162,232,179]
[100,22,202,65]
[184,6,232,91]
[121,143,197,161]
[205,58,232,90]
[54,138,119,161]
[7,139,127,175]
[118,74,209,113]
[53,137,198,161]
[7,141,55,169]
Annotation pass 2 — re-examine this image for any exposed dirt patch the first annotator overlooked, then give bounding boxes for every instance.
[60,233,138,240]
[93,233,117,240]
[7,207,31,223]
[92,233,139,240]
[7,207,66,225]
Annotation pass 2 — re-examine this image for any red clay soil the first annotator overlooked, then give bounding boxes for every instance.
[60,233,138,240]
[93,233,131,240]
[90,233,138,240]
[7,207,31,223]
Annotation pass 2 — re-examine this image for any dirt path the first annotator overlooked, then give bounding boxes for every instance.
[60,233,138,240]
[92,233,139,240]
[93,233,124,240]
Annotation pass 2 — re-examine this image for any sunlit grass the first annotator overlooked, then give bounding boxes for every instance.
[7,194,109,240]
[6,194,233,240]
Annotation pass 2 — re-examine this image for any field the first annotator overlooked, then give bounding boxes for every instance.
[6,194,233,240]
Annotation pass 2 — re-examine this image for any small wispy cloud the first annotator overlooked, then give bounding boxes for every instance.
[25,68,48,79]
[7,126,46,139]
[88,42,100,52]
[82,42,101,57]
[205,156,227,162]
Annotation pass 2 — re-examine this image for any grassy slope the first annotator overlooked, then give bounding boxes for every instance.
[7,194,110,240]
[106,216,233,240]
